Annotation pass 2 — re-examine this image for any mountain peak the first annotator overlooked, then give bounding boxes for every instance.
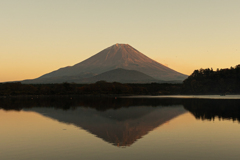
[109,43,130,50]
[114,43,128,47]
[99,43,151,65]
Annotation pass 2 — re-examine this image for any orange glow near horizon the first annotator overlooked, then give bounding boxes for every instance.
[1,1,240,82]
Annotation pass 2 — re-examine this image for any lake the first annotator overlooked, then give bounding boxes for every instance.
[1,95,240,160]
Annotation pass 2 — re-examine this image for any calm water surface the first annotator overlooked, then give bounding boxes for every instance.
[1,96,240,160]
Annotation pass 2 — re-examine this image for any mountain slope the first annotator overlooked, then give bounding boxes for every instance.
[22,68,161,84]
[22,73,95,84]
[24,43,188,83]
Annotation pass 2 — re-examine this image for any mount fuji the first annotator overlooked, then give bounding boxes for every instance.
[22,44,187,84]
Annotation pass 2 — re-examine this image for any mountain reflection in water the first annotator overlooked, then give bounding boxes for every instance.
[24,106,185,147]
[1,96,240,147]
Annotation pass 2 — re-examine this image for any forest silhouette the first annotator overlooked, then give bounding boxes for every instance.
[182,65,240,94]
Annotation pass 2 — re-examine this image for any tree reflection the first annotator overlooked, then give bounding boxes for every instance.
[183,99,240,122]
[1,96,240,122]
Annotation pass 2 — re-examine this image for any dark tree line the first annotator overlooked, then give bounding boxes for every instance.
[0,81,181,96]
[182,65,240,94]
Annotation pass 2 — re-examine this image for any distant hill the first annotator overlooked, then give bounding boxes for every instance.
[77,68,162,83]
[22,43,187,84]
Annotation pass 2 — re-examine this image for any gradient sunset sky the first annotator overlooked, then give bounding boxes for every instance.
[1,0,240,82]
